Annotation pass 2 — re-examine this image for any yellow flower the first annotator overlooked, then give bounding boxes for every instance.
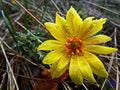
[38,7,117,84]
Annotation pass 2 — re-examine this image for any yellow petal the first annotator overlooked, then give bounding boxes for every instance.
[44,22,65,41]
[51,62,59,78]
[84,35,112,44]
[37,40,63,50]
[57,55,69,71]
[66,6,83,35]
[56,13,66,25]
[77,56,96,82]
[79,17,94,39]
[92,67,108,78]
[51,55,69,78]
[84,51,108,77]
[83,18,106,39]
[43,49,64,64]
[56,13,71,37]
[86,45,118,54]
[69,56,83,84]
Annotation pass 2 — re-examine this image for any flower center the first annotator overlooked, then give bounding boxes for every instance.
[65,36,85,56]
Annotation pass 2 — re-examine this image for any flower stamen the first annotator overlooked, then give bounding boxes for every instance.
[65,36,85,56]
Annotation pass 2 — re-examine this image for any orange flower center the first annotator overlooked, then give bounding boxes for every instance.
[65,36,85,56]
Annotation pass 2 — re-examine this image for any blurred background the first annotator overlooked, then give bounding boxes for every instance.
[0,0,120,90]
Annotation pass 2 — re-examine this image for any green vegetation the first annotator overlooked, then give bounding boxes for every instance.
[0,0,119,90]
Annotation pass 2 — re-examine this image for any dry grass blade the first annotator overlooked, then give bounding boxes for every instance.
[51,0,63,15]
[61,81,72,90]
[13,0,45,29]
[114,28,119,90]
[0,0,120,89]
[82,83,88,90]
[0,39,19,90]
[83,1,120,16]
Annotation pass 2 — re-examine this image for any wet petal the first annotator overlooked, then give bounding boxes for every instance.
[84,35,112,44]
[66,6,83,35]
[86,45,118,54]
[77,56,96,82]
[45,22,65,41]
[84,51,108,77]
[51,55,69,78]
[37,40,63,50]
[83,18,106,39]
[79,17,94,39]
[69,56,83,84]
[43,50,64,64]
